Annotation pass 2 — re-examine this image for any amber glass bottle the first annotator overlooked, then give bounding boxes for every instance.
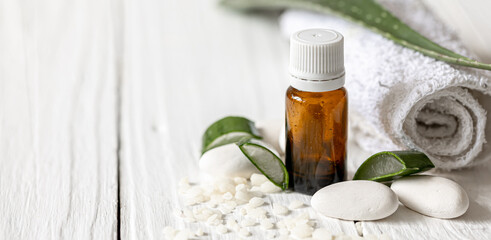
[286,29,348,195]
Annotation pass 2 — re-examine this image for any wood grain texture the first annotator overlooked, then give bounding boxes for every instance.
[360,1,491,239]
[2,0,491,239]
[361,160,491,240]
[117,0,359,238]
[118,0,491,239]
[0,0,119,238]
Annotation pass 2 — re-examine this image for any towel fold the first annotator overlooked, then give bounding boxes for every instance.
[279,0,491,170]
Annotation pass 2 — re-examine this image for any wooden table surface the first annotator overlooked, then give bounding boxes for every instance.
[1,0,490,239]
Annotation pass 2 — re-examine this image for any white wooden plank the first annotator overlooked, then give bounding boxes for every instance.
[118,0,358,238]
[0,0,119,238]
[361,159,491,239]
[358,2,491,239]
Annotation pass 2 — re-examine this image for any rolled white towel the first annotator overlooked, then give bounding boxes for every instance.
[279,0,491,170]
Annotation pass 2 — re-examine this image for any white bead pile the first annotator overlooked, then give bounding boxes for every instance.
[166,173,393,240]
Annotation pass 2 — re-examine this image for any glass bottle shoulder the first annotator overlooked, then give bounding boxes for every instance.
[286,86,347,104]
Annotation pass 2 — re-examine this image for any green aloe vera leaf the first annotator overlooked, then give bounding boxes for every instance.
[221,0,491,71]
[237,138,289,190]
[353,151,435,182]
[201,116,261,154]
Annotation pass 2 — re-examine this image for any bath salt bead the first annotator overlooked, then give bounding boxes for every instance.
[241,218,256,227]
[283,218,296,230]
[239,228,251,237]
[239,208,247,216]
[216,224,228,234]
[218,182,236,194]
[272,204,289,215]
[226,219,237,226]
[307,221,316,227]
[224,200,238,210]
[206,202,217,209]
[248,197,265,208]
[195,228,204,237]
[295,212,310,221]
[206,214,219,224]
[236,184,248,192]
[223,192,234,200]
[218,206,233,214]
[251,173,269,186]
[312,228,332,239]
[260,181,282,193]
[250,186,263,193]
[260,219,274,230]
[226,219,240,231]
[210,194,225,204]
[234,177,248,185]
[288,200,304,210]
[185,186,203,198]
[251,191,264,198]
[291,223,314,238]
[247,207,267,218]
[213,219,222,226]
[248,212,267,220]
[235,191,252,203]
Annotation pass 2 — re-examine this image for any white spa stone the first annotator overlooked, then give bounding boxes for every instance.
[391,175,469,219]
[311,180,399,221]
[199,144,259,178]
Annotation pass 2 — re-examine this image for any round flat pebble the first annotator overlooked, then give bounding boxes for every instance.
[311,180,398,221]
[391,175,469,219]
[199,144,259,178]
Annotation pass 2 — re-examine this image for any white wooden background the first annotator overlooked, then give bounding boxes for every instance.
[1,0,490,239]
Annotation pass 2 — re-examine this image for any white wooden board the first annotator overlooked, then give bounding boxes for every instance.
[0,0,119,238]
[361,160,491,239]
[2,0,491,239]
[118,0,491,239]
[117,0,360,238]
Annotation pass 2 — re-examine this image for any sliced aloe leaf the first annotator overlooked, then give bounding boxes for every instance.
[237,139,289,190]
[221,0,491,71]
[353,151,435,182]
[202,116,262,154]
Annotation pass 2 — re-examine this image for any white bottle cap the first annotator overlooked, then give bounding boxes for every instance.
[289,29,345,92]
